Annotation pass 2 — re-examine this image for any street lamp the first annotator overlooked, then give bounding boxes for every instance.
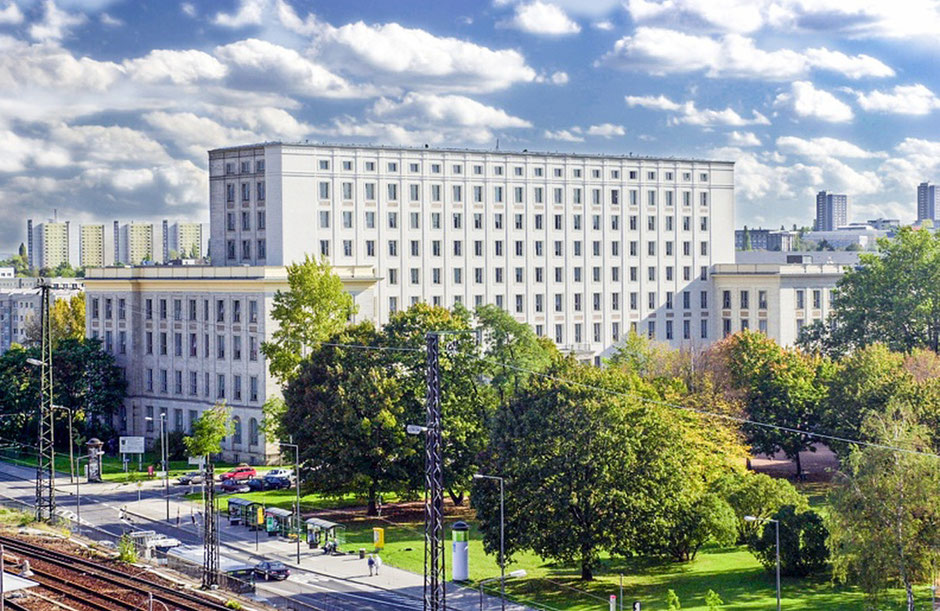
[474,473,507,611]
[745,515,780,611]
[145,413,170,521]
[25,358,42,368]
[478,570,526,610]
[279,438,300,565]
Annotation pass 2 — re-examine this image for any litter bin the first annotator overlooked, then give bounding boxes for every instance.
[359,548,366,559]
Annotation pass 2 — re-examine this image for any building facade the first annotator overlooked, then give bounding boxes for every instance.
[83,265,377,463]
[29,221,70,270]
[0,276,83,353]
[80,224,106,267]
[814,191,848,231]
[209,143,735,358]
[918,182,936,222]
[117,222,155,265]
[167,222,205,260]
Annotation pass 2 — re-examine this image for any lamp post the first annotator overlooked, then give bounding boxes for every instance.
[279,439,300,565]
[145,413,170,521]
[745,515,780,611]
[478,570,526,610]
[474,473,506,611]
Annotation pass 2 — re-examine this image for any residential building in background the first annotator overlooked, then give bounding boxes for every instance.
[116,222,155,265]
[166,221,205,260]
[734,228,797,251]
[866,217,901,231]
[83,265,376,463]
[814,191,848,231]
[803,222,890,249]
[28,220,70,270]
[918,182,937,222]
[0,275,83,353]
[80,224,106,267]
[712,251,859,347]
[210,142,735,358]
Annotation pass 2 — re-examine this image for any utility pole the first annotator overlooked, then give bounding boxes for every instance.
[424,332,445,611]
[202,459,219,588]
[35,282,55,522]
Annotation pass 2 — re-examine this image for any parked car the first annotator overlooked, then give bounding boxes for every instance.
[220,464,257,481]
[220,479,251,493]
[263,476,292,490]
[176,471,204,485]
[264,468,294,481]
[254,561,290,581]
[246,478,267,492]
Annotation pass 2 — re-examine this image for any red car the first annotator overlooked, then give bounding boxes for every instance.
[220,464,256,481]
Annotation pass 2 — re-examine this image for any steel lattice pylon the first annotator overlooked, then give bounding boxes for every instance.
[202,462,220,588]
[424,333,446,611]
[35,282,55,522]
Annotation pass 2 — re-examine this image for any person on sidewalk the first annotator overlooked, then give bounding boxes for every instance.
[374,554,382,575]
[367,554,375,576]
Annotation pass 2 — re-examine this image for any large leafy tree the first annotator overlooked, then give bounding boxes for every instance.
[727,331,833,476]
[803,227,940,354]
[472,357,744,579]
[184,402,232,458]
[24,293,85,348]
[261,254,358,383]
[750,506,828,577]
[712,471,808,542]
[829,409,940,611]
[282,323,421,515]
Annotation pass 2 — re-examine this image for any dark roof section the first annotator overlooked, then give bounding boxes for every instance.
[734,251,863,266]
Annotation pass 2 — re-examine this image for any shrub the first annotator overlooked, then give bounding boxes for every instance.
[748,505,828,577]
[713,471,808,542]
[224,600,242,610]
[117,534,138,563]
[666,589,681,610]
[705,589,723,610]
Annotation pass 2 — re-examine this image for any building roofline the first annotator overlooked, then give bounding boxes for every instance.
[208,141,734,165]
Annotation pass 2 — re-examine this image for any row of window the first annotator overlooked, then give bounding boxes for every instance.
[315,182,709,207]
[225,181,266,203]
[90,297,261,325]
[143,331,260,361]
[530,318,710,346]
[226,239,266,261]
[722,318,770,337]
[224,159,265,175]
[226,211,266,232]
[385,263,708,287]
[321,237,710,260]
[720,288,829,311]
[145,369,261,404]
[139,405,260,447]
[315,211,708,233]
[312,157,710,183]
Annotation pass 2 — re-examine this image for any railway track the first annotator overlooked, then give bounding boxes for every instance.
[0,535,234,611]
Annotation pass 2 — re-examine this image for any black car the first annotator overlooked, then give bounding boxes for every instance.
[246,478,267,492]
[263,476,292,490]
[254,561,290,581]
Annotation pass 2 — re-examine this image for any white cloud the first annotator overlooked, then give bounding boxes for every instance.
[774,81,853,123]
[124,49,228,85]
[728,131,761,146]
[215,38,369,98]
[776,136,886,159]
[593,19,614,30]
[586,123,625,137]
[314,116,497,146]
[626,94,770,127]
[550,71,568,85]
[544,128,584,142]
[314,21,537,93]
[856,84,940,116]
[600,27,893,80]
[212,0,264,28]
[99,13,122,27]
[29,0,87,42]
[180,2,196,17]
[879,138,940,193]
[626,0,766,33]
[0,1,23,24]
[143,111,260,159]
[0,36,123,92]
[371,93,531,129]
[500,1,581,35]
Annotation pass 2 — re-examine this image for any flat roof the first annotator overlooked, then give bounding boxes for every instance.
[85,265,377,281]
[209,141,733,165]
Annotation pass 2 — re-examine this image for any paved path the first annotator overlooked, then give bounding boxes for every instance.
[0,461,532,611]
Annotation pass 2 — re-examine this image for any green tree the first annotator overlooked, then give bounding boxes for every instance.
[17,243,25,258]
[666,589,681,610]
[282,323,421,515]
[727,331,833,476]
[24,293,85,348]
[705,590,723,610]
[261,254,358,383]
[749,505,828,577]
[829,409,940,611]
[712,471,808,542]
[742,225,752,251]
[659,492,737,562]
[824,227,940,353]
[184,403,232,458]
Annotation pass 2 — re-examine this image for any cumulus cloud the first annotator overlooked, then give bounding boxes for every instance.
[124,49,228,85]
[212,0,265,28]
[586,123,626,137]
[550,71,569,85]
[728,131,761,147]
[0,1,23,24]
[544,123,625,141]
[544,128,584,142]
[29,0,87,42]
[592,19,614,30]
[371,93,531,128]
[180,3,196,17]
[774,81,853,123]
[600,27,893,80]
[499,1,581,35]
[856,84,940,116]
[776,136,886,159]
[626,94,770,127]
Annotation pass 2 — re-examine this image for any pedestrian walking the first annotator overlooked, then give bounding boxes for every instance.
[367,554,375,576]
[374,554,382,575]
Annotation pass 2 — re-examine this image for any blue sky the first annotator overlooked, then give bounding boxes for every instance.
[2,0,940,254]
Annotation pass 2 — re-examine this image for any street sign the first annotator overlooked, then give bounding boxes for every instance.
[188,456,206,467]
[119,436,145,454]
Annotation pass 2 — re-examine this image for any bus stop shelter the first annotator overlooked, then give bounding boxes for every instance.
[264,507,293,537]
[305,517,345,550]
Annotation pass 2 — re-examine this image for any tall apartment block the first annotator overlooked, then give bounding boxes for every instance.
[80,224,106,267]
[115,222,155,265]
[918,182,937,222]
[814,191,848,231]
[27,220,70,270]
[165,222,205,260]
[209,143,735,357]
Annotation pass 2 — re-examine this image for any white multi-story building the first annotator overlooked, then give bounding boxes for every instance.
[84,265,378,463]
[27,220,70,270]
[80,224,106,267]
[0,277,84,353]
[115,222,156,265]
[209,143,735,359]
[166,221,206,260]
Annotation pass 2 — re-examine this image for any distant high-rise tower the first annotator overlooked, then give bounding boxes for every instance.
[917,182,937,222]
[115,222,155,265]
[815,191,848,231]
[80,224,106,267]
[166,221,205,259]
[28,220,70,271]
